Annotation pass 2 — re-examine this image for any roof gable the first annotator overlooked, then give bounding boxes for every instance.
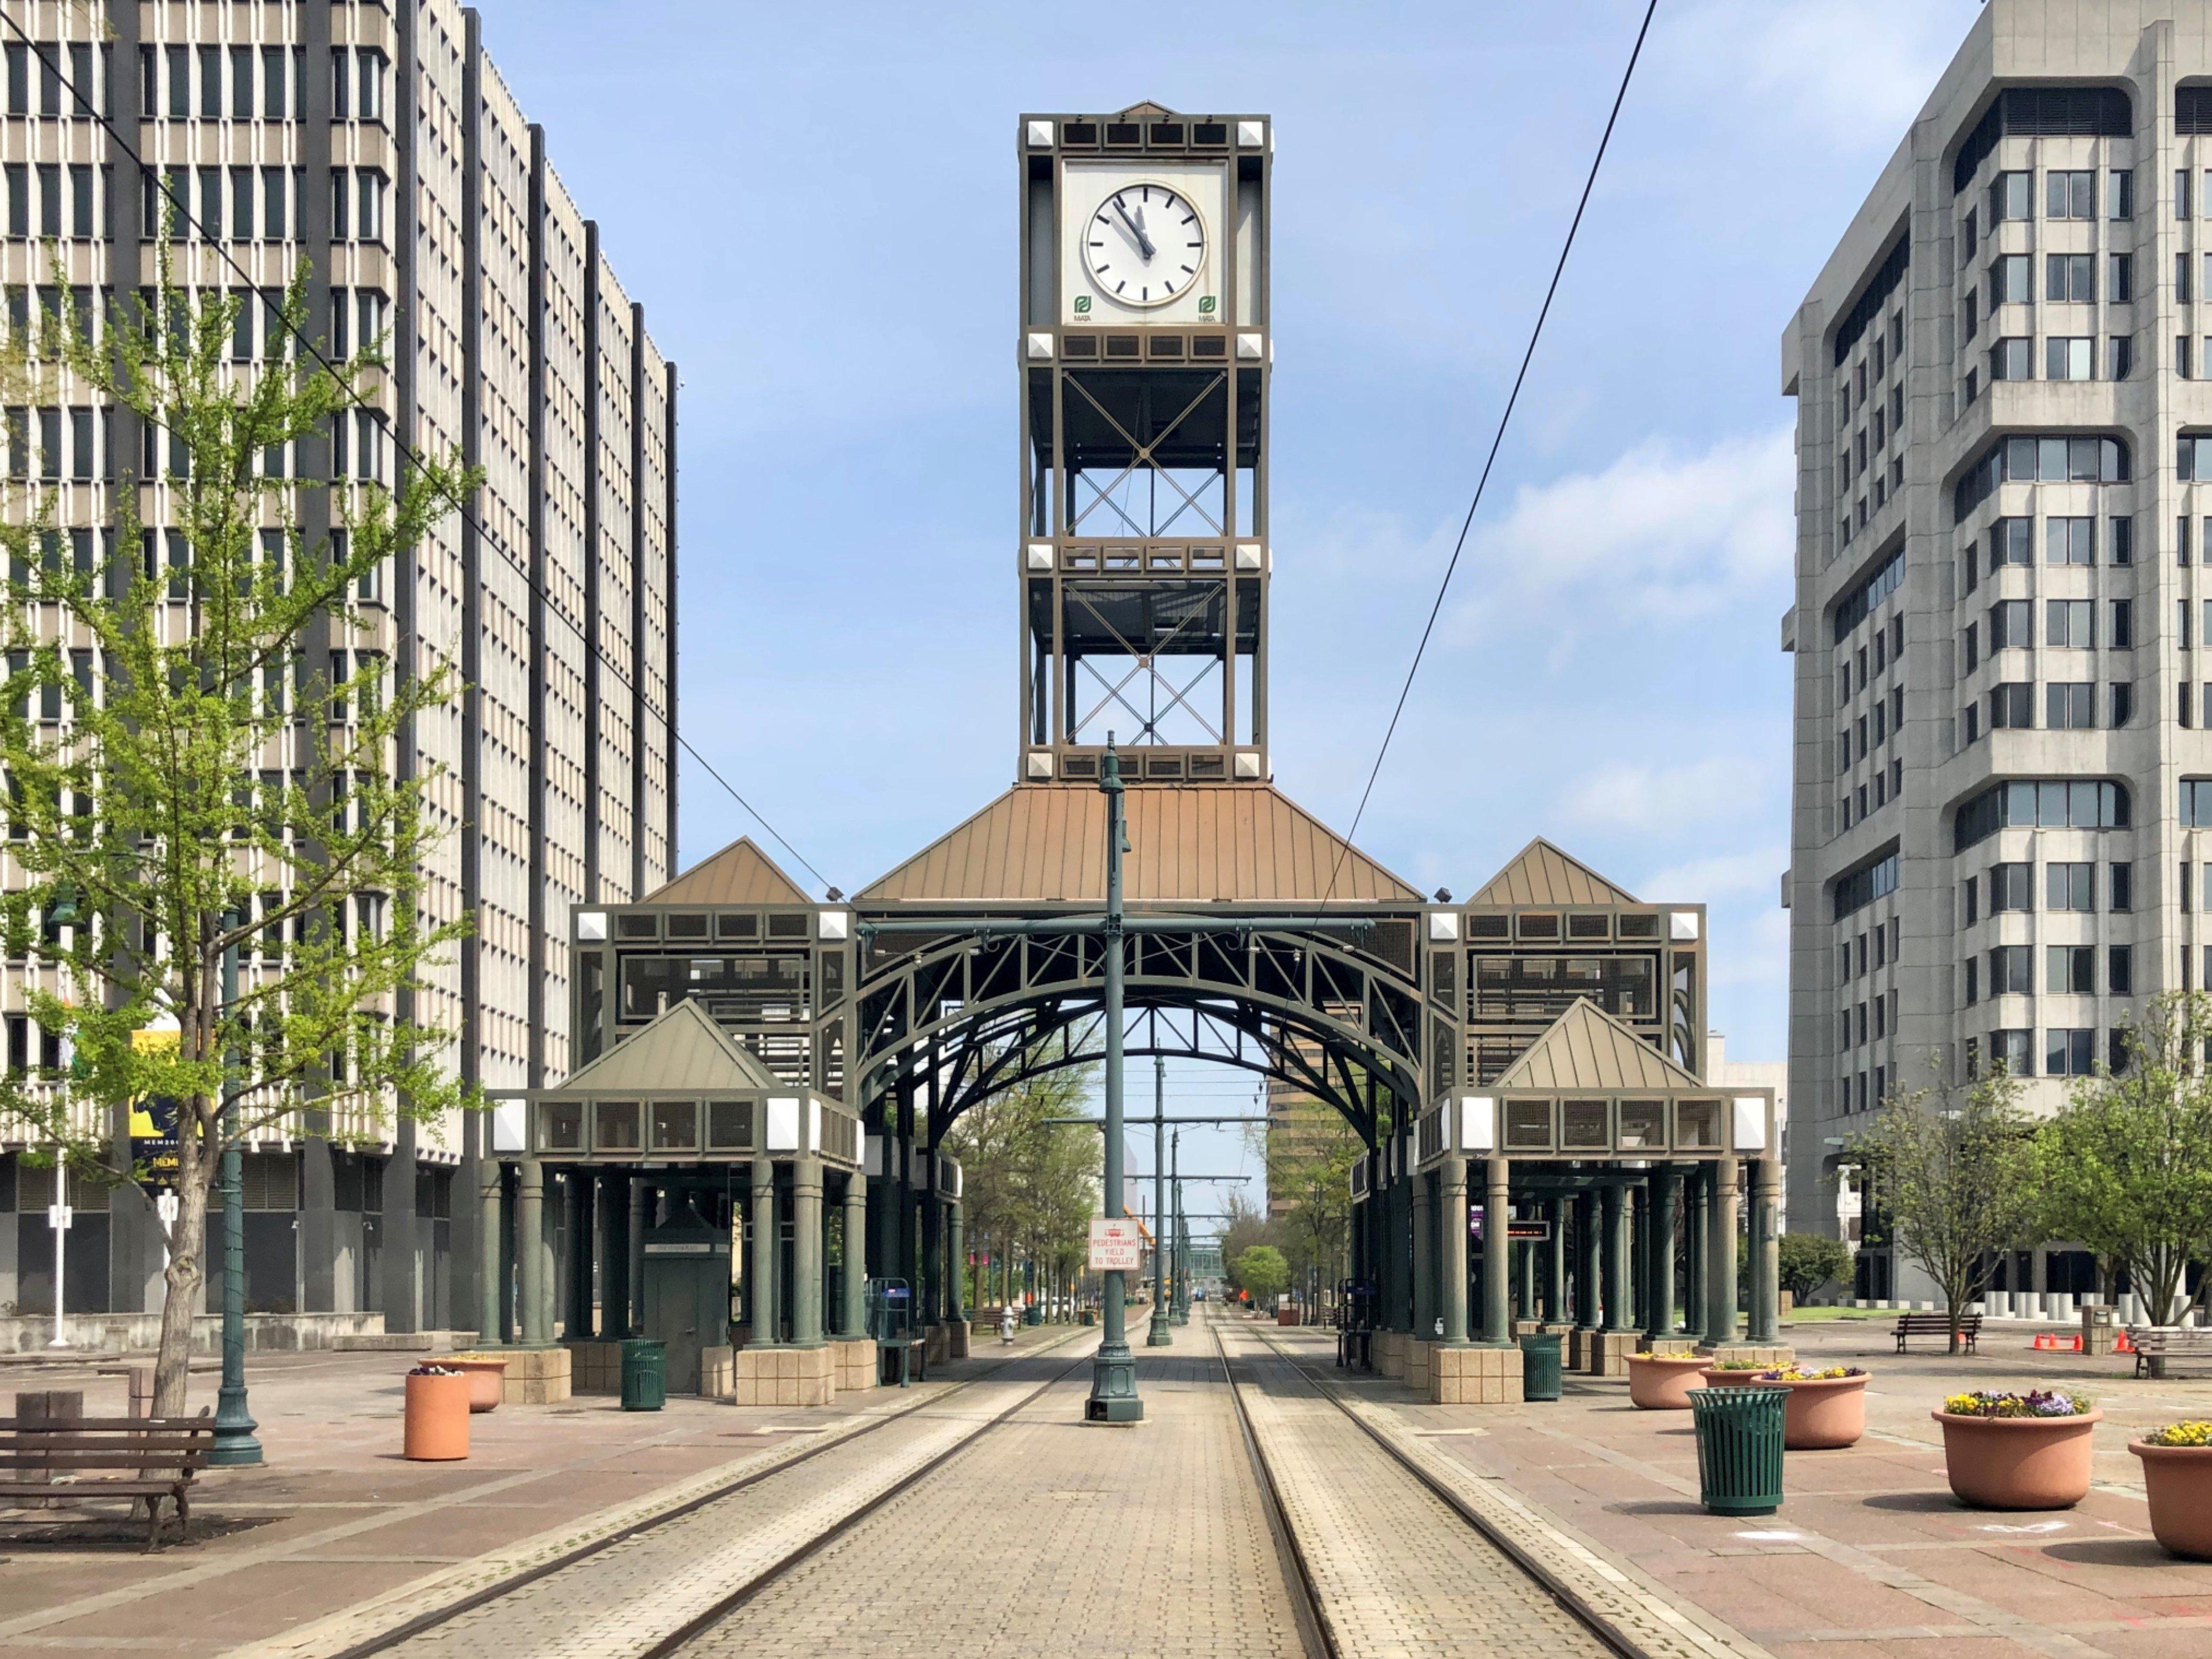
[855,783,1422,905]
[1469,838,1640,907]
[1493,999,1705,1092]
[642,837,812,906]
[549,999,781,1094]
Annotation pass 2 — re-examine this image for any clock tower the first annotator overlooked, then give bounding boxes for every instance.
[1015,105,1271,786]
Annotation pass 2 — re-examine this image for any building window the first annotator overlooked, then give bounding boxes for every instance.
[1988,862,2033,912]
[1954,434,2131,521]
[2110,335,2135,379]
[2181,251,2196,304]
[2110,861,2132,911]
[1991,254,2033,305]
[1954,778,2130,850]
[1990,683,2033,728]
[2046,598,2094,646]
[2047,862,2093,911]
[2110,945,2134,996]
[1964,956,1980,1005]
[2110,599,2134,648]
[2047,251,2095,300]
[2047,170,2096,219]
[1989,943,2032,994]
[2109,251,2134,301]
[2111,515,2134,565]
[1990,517,2031,570]
[1989,598,2032,648]
[2046,517,2093,565]
[1961,206,1978,256]
[2048,944,2094,994]
[1961,874,1980,926]
[2045,1029,2096,1078]
[2111,681,2134,727]
[1992,1030,2034,1077]
[2046,337,2094,380]
[2046,682,2094,728]
[1991,171,2032,221]
[2111,168,2135,219]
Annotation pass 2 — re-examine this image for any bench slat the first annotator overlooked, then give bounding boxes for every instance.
[0,1419,213,1433]
[0,1481,190,1497]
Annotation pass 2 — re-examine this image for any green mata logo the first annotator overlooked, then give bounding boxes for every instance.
[1198,295,1216,314]
[1073,294,1092,314]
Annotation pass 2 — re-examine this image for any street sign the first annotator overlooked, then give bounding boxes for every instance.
[45,1203,72,1230]
[1088,1217,1143,1272]
[1469,1214,1551,1242]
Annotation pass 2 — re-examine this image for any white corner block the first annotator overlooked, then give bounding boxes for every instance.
[1236,331,1264,360]
[1026,118,1054,147]
[863,1133,883,1178]
[1236,119,1263,147]
[1234,750,1261,779]
[1459,1095,1496,1152]
[766,1097,802,1152]
[575,910,607,942]
[1670,909,1701,942]
[817,908,850,942]
[1732,1095,1769,1152]
[1026,541,1054,570]
[807,1099,822,1153]
[1427,910,1459,942]
[1026,749,1055,779]
[492,1098,528,1153]
[1234,542,1264,571]
[1026,331,1055,361]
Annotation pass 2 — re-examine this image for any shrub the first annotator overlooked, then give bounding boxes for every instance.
[1777,1232,1855,1301]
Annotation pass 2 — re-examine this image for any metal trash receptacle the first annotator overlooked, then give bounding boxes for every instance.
[1519,1332,1564,1401]
[1687,1386,1786,1515]
[620,1339,667,1412]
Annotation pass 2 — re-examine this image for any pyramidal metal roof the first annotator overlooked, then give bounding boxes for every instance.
[1469,838,1640,907]
[855,783,1422,905]
[1492,999,1706,1092]
[641,836,812,907]
[549,999,781,1094]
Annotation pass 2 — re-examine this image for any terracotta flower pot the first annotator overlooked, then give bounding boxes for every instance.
[1698,1367,1768,1388]
[1627,1353,1710,1409]
[2130,1442,2212,1559]
[443,1358,509,1413]
[403,1371,472,1461]
[1932,1408,2101,1509]
[1773,1374,1869,1449]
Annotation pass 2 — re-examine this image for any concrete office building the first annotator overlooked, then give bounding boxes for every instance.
[1783,1,2212,1302]
[0,0,676,1342]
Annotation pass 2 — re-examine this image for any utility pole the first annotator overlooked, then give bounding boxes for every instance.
[1146,1055,1170,1347]
[1085,739,1141,1421]
[211,917,261,1465]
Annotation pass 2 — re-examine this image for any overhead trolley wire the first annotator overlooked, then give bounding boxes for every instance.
[0,18,833,892]
[1307,0,1660,921]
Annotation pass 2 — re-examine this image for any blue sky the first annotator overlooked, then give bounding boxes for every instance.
[481,0,1986,1206]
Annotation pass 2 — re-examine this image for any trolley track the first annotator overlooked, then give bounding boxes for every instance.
[313,1328,1099,1659]
[1216,1315,1655,1659]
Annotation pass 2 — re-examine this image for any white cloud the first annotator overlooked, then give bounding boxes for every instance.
[1453,426,1793,634]
[1559,755,1778,833]
[1639,845,1788,906]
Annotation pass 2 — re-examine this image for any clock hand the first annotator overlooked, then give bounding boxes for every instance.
[1111,197,1156,261]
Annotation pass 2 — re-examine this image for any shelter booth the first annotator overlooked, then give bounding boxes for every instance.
[477,999,893,1406]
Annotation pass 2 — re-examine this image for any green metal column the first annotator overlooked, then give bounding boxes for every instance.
[1647,1166,1680,1339]
[1085,738,1141,1422]
[1411,1169,1435,1340]
[1543,1194,1565,1324]
[1747,1158,1780,1343]
[566,1170,594,1339]
[792,1157,824,1346]
[1600,1182,1628,1332]
[478,1159,504,1345]
[518,1159,550,1346]
[1439,1156,1468,1345]
[1147,1055,1170,1346]
[1686,1166,1710,1340]
[945,1198,964,1324]
[842,1175,867,1336]
[1707,1154,1740,1346]
[751,1158,779,1346]
[1575,1190,1601,1330]
[1482,1156,1511,1344]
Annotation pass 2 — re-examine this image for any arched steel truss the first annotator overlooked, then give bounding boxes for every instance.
[852,921,1431,1147]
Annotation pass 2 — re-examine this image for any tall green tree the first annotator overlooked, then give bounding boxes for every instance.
[1849,1056,2035,1352]
[940,1059,1099,1308]
[0,267,477,1413]
[2033,992,2212,1327]
[1231,1245,1290,1309]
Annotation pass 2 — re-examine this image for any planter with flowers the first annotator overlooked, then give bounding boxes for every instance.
[1626,1350,1712,1409]
[403,1363,472,1461]
[1697,1359,1775,1388]
[1740,1366,1870,1449]
[1933,1391,2099,1510]
[2131,1421,2212,1559]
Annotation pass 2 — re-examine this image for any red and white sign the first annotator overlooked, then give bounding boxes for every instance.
[1088,1217,1143,1272]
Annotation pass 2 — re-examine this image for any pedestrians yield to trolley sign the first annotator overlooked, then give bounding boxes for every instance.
[1089,1217,1144,1272]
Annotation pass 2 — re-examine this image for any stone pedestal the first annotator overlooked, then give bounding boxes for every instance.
[565,1340,623,1396]
[702,1345,735,1398]
[732,1344,835,1407]
[1430,1343,1523,1405]
[498,1346,571,1405]
[1568,1328,1596,1370]
[1407,1338,1433,1394]
[1588,1331,1638,1377]
[925,1324,950,1367]
[1376,1330,1407,1379]
[1643,1336,1698,1358]
[1703,1342,1794,1369]
[940,1321,971,1360]
[832,1337,878,1393]
[1512,1319,1544,1338]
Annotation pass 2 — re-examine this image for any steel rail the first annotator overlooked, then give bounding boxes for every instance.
[1225,1316,1658,1659]
[322,1326,1098,1659]
[1212,1320,1340,1659]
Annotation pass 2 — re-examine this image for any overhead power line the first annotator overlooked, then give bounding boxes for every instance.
[0,19,831,891]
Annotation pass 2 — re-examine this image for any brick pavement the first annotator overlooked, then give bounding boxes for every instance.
[0,1316,1091,1655]
[677,1320,1307,1659]
[1260,1312,2212,1659]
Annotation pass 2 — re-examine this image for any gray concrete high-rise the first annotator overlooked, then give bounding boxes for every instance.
[1784,1,2212,1301]
[0,0,678,1340]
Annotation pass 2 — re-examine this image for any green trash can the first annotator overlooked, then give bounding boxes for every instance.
[620,1339,667,1413]
[1687,1386,1786,1515]
[1519,1332,1563,1402]
[1024,1303,1042,1326]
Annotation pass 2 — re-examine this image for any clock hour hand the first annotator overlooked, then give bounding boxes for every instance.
[1111,197,1156,261]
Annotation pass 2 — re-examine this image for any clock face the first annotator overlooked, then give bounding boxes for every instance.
[1081,182,1208,309]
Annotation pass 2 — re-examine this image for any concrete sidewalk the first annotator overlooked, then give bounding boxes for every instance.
[1273,1312,2212,1659]
[0,1317,1092,1654]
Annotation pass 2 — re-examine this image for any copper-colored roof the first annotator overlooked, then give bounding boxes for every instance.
[548,999,781,1094]
[856,783,1421,905]
[1493,1000,1705,1092]
[1469,838,1640,907]
[643,836,812,906]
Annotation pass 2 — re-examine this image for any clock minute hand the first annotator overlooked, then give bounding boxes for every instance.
[1111,197,1156,261]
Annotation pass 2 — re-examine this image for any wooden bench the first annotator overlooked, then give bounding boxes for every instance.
[1894,1312,1980,1352]
[0,1409,214,1551]
[2129,1326,2212,1378]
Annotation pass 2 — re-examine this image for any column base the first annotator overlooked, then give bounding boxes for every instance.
[1700,1341,1794,1369]
[565,1339,624,1396]
[494,1345,572,1405]
[1588,1331,1637,1377]
[1145,1308,1173,1347]
[1407,1338,1433,1392]
[1429,1342,1522,1405]
[937,1320,971,1360]
[732,1342,835,1407]
[1084,1341,1143,1423]
[1375,1330,1408,1379]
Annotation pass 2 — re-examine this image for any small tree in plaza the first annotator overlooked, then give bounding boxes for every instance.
[940,1059,1098,1308]
[1230,1244,1290,1310]
[2032,992,2212,1327]
[0,267,477,1414]
[1776,1231,1853,1304]
[1848,1055,2036,1353]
